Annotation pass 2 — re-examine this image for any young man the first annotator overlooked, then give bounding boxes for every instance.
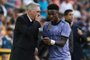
[64,9,84,60]
[10,2,41,60]
[64,9,73,50]
[42,4,71,60]
[64,9,74,59]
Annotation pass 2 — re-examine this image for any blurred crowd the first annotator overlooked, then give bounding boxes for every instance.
[0,0,90,60]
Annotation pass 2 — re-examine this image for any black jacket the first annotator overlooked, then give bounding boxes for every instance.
[10,14,41,60]
[71,24,84,60]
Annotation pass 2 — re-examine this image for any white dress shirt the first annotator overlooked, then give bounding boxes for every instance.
[27,14,33,22]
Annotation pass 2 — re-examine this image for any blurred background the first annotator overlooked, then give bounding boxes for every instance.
[0,0,90,60]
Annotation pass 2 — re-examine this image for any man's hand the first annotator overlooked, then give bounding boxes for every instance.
[77,28,83,35]
[43,37,51,45]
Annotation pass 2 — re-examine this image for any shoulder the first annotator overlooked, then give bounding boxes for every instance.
[17,14,26,20]
[43,21,51,29]
[16,14,27,22]
[61,20,71,30]
[44,21,50,26]
[61,20,70,26]
[2,36,6,40]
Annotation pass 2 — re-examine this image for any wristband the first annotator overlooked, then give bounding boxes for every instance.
[50,39,55,45]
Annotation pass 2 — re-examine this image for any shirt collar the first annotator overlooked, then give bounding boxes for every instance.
[27,14,33,22]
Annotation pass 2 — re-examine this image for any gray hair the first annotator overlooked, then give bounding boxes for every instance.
[26,2,40,11]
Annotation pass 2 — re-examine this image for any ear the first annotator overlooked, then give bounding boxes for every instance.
[28,10,32,13]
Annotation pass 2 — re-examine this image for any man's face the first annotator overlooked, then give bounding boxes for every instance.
[7,30,13,37]
[34,6,41,19]
[65,12,73,22]
[47,10,59,22]
[28,6,40,20]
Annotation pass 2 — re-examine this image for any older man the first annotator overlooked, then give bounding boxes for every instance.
[10,2,41,60]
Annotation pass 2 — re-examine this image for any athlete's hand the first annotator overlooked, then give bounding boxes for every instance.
[43,37,51,45]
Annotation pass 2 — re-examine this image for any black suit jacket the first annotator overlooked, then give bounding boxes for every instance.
[10,14,41,60]
[71,24,84,60]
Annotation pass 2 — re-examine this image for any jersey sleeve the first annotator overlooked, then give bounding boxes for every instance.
[61,23,71,38]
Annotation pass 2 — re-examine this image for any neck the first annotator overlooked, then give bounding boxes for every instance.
[65,19,71,25]
[52,19,60,25]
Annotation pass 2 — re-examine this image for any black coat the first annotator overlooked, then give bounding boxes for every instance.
[10,14,41,60]
[71,24,84,60]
